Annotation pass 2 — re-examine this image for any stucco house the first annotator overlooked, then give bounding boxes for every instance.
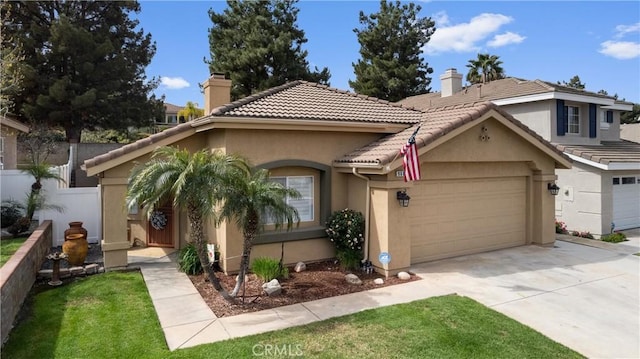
[83,74,570,275]
[0,115,29,170]
[399,69,640,234]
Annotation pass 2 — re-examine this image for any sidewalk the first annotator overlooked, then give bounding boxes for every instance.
[128,248,452,351]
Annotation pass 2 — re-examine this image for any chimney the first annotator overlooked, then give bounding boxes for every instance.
[202,73,232,114]
[440,68,463,97]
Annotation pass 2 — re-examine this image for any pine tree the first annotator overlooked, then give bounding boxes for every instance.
[557,75,586,90]
[350,0,435,102]
[207,0,330,100]
[1,1,162,143]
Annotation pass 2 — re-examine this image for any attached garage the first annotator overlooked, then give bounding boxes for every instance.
[410,176,527,263]
[613,175,640,230]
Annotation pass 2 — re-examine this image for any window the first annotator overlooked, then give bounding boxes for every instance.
[621,177,636,185]
[600,110,610,129]
[564,105,580,134]
[269,176,314,222]
[613,177,620,185]
[167,115,177,124]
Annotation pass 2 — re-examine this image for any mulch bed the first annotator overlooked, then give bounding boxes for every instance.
[188,260,420,318]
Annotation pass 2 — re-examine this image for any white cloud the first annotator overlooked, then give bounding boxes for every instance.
[599,40,640,60]
[425,13,515,54]
[614,22,640,38]
[487,31,526,47]
[160,76,190,90]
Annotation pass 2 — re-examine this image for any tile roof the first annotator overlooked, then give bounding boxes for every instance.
[164,103,184,114]
[208,81,423,124]
[620,123,640,144]
[335,101,569,166]
[556,141,640,165]
[397,77,616,110]
[83,122,194,169]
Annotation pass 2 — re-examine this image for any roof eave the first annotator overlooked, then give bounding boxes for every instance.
[193,116,414,133]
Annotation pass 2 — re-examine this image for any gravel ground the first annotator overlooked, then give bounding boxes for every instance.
[40,242,104,270]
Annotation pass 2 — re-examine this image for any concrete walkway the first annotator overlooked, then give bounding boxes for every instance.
[129,230,640,356]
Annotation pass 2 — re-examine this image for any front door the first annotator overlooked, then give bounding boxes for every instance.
[147,204,174,247]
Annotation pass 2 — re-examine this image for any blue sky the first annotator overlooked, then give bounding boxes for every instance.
[136,1,640,107]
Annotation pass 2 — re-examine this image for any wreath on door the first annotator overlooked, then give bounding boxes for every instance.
[150,210,168,230]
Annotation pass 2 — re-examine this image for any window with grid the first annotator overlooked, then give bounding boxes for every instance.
[564,105,580,134]
[266,176,314,223]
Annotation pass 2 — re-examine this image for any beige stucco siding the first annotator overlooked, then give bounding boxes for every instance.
[503,102,553,141]
[555,163,605,235]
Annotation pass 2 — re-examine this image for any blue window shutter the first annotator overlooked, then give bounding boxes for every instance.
[556,99,565,136]
[589,103,597,138]
[606,110,613,123]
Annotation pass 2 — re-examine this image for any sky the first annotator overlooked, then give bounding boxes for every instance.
[135,1,640,107]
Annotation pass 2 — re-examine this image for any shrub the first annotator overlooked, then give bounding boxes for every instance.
[252,257,288,282]
[600,232,627,243]
[326,208,365,270]
[555,220,568,234]
[178,243,203,275]
[1,200,24,229]
[570,231,594,239]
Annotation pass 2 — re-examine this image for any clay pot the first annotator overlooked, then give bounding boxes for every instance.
[63,233,88,266]
[64,221,88,241]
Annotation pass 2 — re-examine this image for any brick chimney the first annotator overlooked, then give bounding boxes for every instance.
[202,73,232,114]
[440,68,463,97]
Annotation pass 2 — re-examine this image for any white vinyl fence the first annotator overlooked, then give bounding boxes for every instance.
[0,168,101,246]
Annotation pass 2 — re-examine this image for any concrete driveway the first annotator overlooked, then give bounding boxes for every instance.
[410,231,640,359]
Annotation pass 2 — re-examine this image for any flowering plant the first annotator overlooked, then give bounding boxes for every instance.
[555,220,568,234]
[150,210,168,230]
[325,208,365,252]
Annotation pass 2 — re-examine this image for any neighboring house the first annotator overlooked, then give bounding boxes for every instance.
[0,115,29,170]
[84,74,569,275]
[399,69,639,233]
[620,123,640,144]
[157,103,183,126]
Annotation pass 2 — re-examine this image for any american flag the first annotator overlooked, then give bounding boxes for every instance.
[400,126,421,182]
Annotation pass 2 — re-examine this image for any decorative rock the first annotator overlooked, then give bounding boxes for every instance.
[262,279,282,296]
[345,273,362,285]
[59,268,71,278]
[85,263,99,275]
[98,266,105,273]
[397,271,411,280]
[373,278,384,285]
[294,261,306,273]
[70,266,85,275]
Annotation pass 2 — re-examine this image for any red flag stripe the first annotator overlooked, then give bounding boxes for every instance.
[401,141,421,181]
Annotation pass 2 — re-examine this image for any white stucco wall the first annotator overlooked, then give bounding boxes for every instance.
[555,162,606,235]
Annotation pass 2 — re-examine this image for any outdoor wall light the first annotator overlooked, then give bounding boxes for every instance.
[397,190,411,207]
[547,183,560,196]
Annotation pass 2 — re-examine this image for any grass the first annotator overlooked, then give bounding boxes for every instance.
[2,272,584,359]
[0,237,28,267]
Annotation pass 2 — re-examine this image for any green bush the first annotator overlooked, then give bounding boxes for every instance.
[252,257,288,282]
[178,243,203,275]
[336,249,362,271]
[600,232,627,243]
[1,200,24,229]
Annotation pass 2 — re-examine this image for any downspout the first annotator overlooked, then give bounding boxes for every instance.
[352,168,371,262]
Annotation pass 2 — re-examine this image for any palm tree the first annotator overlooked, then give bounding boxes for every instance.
[217,168,301,297]
[126,146,250,301]
[177,101,204,123]
[466,53,505,84]
[21,162,64,220]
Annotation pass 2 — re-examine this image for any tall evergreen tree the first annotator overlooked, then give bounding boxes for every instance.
[466,53,505,84]
[557,75,586,90]
[350,0,435,102]
[207,0,330,100]
[1,1,162,143]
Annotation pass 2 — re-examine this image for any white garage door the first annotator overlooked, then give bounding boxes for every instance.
[613,176,640,230]
[410,177,527,264]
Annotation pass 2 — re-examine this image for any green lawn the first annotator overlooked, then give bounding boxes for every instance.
[2,272,584,359]
[0,237,28,267]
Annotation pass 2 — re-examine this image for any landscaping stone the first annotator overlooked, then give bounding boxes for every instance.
[59,268,71,278]
[294,261,306,272]
[38,269,53,279]
[262,279,282,296]
[397,271,411,280]
[373,278,384,285]
[345,273,362,285]
[70,266,85,275]
[85,263,99,274]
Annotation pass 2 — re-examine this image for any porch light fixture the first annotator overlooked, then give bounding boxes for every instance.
[547,183,560,196]
[397,190,411,207]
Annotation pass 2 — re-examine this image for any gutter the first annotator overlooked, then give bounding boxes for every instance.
[352,168,371,263]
